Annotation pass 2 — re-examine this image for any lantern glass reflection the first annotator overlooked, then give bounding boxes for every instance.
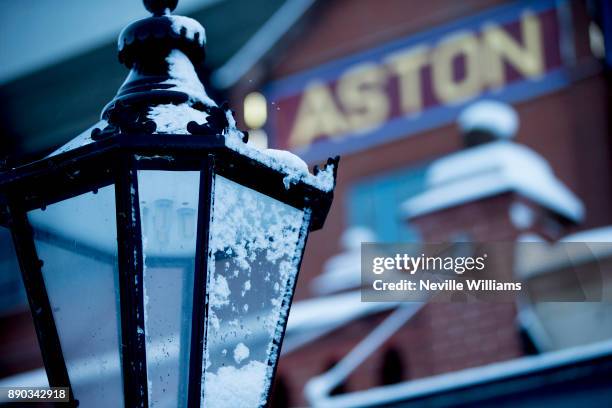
[138,170,200,407]
[201,176,309,407]
[27,185,124,408]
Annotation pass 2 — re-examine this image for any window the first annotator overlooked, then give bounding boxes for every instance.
[348,165,428,242]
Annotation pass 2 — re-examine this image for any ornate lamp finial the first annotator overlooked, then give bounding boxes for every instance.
[144,0,178,16]
[99,0,212,136]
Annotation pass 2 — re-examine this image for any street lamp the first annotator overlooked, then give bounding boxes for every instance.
[0,0,338,407]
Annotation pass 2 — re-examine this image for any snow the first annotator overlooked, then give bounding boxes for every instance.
[203,175,309,406]
[305,304,425,406]
[210,275,231,306]
[310,339,612,408]
[163,49,216,106]
[147,103,208,134]
[286,290,398,334]
[403,141,584,223]
[509,202,535,230]
[311,227,376,295]
[516,233,546,242]
[209,176,305,272]
[563,226,612,242]
[264,148,309,188]
[241,280,251,297]
[458,100,518,139]
[47,56,335,196]
[233,343,250,364]
[311,251,362,295]
[168,15,206,46]
[264,149,309,173]
[340,226,376,250]
[223,111,336,192]
[203,360,267,408]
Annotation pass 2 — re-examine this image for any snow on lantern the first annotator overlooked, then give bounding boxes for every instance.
[0,1,338,407]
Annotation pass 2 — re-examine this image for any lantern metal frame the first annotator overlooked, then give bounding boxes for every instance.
[0,0,339,396]
[0,92,337,408]
[0,0,339,404]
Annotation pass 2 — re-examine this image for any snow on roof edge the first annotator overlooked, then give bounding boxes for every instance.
[403,172,584,222]
[286,290,397,333]
[402,142,584,223]
[317,338,612,408]
[563,225,612,242]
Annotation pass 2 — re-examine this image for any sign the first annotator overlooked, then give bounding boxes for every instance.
[265,0,571,162]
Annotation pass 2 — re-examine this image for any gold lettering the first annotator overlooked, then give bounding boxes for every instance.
[386,46,429,114]
[432,31,481,104]
[482,12,544,88]
[336,62,390,131]
[288,81,349,148]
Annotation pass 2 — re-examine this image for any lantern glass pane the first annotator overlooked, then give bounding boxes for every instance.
[138,170,200,408]
[28,185,123,407]
[201,175,309,407]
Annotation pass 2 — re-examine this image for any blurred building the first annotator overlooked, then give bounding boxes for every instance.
[2,0,612,407]
[221,0,612,406]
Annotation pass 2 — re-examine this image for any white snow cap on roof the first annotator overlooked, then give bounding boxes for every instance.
[311,227,377,295]
[562,226,612,242]
[458,100,519,139]
[402,141,584,223]
[340,226,376,251]
[286,290,397,334]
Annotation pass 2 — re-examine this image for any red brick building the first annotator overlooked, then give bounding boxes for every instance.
[219,0,612,405]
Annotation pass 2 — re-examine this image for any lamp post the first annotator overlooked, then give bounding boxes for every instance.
[0,1,338,406]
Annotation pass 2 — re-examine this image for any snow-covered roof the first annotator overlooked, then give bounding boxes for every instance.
[311,251,362,295]
[311,227,376,295]
[305,304,424,406]
[563,226,612,242]
[286,291,397,335]
[402,141,584,223]
[310,338,612,407]
[458,100,519,139]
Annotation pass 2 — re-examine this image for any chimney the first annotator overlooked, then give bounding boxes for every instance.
[402,101,584,242]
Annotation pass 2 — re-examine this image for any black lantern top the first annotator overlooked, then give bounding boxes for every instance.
[101,0,210,136]
[0,0,339,229]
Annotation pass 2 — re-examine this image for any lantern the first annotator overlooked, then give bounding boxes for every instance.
[0,1,338,406]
